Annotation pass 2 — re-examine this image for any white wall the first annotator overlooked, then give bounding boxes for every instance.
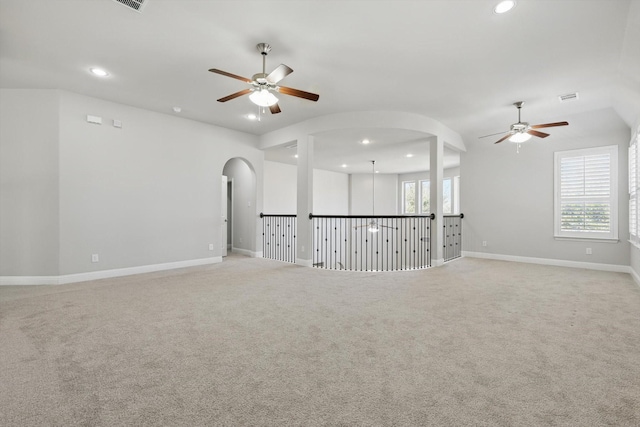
[1,89,263,278]
[263,161,296,214]
[350,173,398,215]
[262,160,349,215]
[314,169,349,215]
[461,108,630,267]
[0,90,60,276]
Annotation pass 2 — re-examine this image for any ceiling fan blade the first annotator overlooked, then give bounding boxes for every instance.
[479,131,509,139]
[494,134,513,144]
[530,121,569,129]
[269,103,282,114]
[209,68,252,83]
[527,129,550,138]
[267,64,293,84]
[277,86,320,102]
[217,88,252,102]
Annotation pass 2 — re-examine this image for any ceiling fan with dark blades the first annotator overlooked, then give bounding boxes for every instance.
[209,43,319,114]
[479,102,569,144]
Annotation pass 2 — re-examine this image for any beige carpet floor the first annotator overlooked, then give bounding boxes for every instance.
[1,256,639,426]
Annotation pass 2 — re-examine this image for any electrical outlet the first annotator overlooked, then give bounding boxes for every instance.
[91,254,99,263]
[482,241,487,247]
[208,243,214,251]
[586,248,592,255]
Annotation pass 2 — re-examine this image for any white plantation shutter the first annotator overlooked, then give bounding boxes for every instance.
[630,142,638,243]
[554,145,618,240]
[630,129,640,245]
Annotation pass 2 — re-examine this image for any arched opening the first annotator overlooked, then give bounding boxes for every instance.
[221,157,258,258]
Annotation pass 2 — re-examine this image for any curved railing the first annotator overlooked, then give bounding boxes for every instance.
[309,214,434,271]
[261,213,464,270]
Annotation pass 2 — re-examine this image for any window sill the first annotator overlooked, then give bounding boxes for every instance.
[554,236,619,243]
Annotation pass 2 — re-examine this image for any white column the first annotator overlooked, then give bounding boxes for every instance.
[296,135,314,266]
[430,137,444,266]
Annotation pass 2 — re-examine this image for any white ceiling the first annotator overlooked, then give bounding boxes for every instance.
[264,128,461,174]
[1,0,638,173]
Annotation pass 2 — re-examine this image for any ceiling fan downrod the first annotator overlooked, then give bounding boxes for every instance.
[514,101,524,123]
[257,43,271,76]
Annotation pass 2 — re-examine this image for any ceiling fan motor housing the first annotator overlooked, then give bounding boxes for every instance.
[511,122,529,133]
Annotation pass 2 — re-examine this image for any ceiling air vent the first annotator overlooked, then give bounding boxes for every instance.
[113,0,147,13]
[559,92,579,102]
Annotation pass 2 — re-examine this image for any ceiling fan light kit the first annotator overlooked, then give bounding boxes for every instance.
[249,89,278,107]
[508,131,532,143]
[209,43,319,115]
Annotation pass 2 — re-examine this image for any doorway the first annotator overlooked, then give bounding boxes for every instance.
[221,157,257,258]
[221,175,228,257]
[227,179,233,254]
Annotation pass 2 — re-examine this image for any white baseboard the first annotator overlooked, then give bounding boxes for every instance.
[0,257,222,286]
[432,258,445,267]
[462,251,631,274]
[296,258,313,267]
[0,276,63,286]
[231,247,262,258]
[629,267,640,288]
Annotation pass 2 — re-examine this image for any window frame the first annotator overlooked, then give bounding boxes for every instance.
[629,127,640,247]
[419,180,430,214]
[553,145,618,241]
[442,177,452,215]
[403,177,460,215]
[402,181,416,214]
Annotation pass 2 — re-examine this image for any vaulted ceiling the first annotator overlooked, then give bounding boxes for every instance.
[1,0,638,174]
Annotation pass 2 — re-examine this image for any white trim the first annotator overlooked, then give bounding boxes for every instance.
[231,247,261,258]
[629,266,640,289]
[462,251,630,273]
[0,276,62,286]
[554,236,619,243]
[432,258,445,267]
[0,257,221,286]
[554,145,619,240]
[296,258,314,267]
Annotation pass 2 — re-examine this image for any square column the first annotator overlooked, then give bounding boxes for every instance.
[296,135,314,266]
[430,137,444,266]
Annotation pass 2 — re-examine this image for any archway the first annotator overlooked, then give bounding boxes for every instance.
[221,157,258,258]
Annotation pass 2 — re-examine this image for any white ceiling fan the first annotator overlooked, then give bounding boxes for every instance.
[479,101,569,144]
[209,43,320,114]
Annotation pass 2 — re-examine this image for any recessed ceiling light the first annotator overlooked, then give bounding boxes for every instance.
[341,164,347,168]
[361,139,370,145]
[406,154,414,158]
[247,113,257,120]
[89,67,109,77]
[494,0,516,14]
[294,154,299,158]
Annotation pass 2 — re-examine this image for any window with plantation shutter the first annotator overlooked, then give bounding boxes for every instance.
[554,145,618,240]
[629,128,640,246]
